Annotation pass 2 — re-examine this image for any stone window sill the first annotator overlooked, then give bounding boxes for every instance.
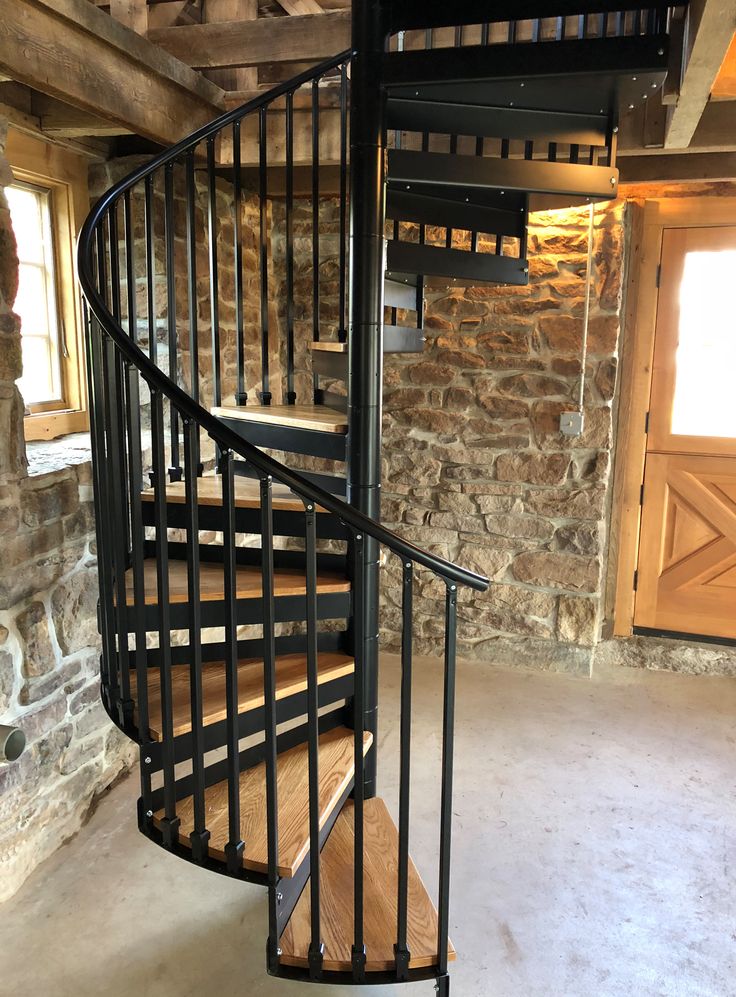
[26,433,93,477]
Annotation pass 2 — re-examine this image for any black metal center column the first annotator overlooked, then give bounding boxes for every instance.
[348,0,387,800]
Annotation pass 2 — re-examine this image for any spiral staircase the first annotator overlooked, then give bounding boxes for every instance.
[78,3,684,992]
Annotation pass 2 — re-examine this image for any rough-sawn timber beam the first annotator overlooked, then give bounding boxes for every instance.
[0,0,226,146]
[148,10,351,68]
[665,0,736,148]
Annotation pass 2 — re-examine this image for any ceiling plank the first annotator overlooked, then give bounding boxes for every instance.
[276,0,325,13]
[109,0,148,33]
[665,0,736,148]
[0,0,226,146]
[148,10,351,68]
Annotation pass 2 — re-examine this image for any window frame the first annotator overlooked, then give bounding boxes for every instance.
[6,130,90,441]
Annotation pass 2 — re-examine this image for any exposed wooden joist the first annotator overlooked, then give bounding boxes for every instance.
[276,0,325,13]
[620,151,736,182]
[206,0,258,91]
[148,10,351,68]
[665,0,736,148]
[109,0,147,33]
[620,98,736,155]
[33,94,133,137]
[0,0,226,146]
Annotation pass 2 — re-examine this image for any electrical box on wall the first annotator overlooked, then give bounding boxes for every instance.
[560,411,584,437]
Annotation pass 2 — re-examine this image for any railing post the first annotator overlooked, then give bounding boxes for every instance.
[348,0,388,802]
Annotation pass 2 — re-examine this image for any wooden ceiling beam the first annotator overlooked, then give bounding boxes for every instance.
[109,0,148,33]
[620,150,736,182]
[205,0,258,91]
[0,0,226,146]
[664,0,736,148]
[148,10,351,68]
[275,0,325,13]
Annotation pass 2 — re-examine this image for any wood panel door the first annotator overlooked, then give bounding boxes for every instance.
[634,226,736,640]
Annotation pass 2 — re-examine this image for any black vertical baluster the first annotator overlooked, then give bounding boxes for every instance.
[548,141,558,163]
[233,121,246,406]
[445,27,463,251]
[164,161,181,481]
[259,107,271,404]
[151,388,179,848]
[338,62,349,343]
[391,218,400,327]
[471,26,488,256]
[508,19,517,43]
[285,91,296,402]
[437,580,458,983]
[105,206,133,727]
[519,199,529,274]
[634,9,643,34]
[184,419,209,862]
[261,475,280,973]
[578,13,586,38]
[615,11,625,36]
[312,79,321,400]
[395,560,413,981]
[570,144,580,164]
[144,175,157,369]
[185,149,202,474]
[495,140,510,257]
[555,16,564,40]
[598,12,607,37]
[305,501,324,979]
[531,18,541,42]
[207,137,222,414]
[647,8,657,33]
[525,140,535,161]
[221,451,244,874]
[351,531,366,983]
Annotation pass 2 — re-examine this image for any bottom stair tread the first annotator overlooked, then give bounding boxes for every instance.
[279,796,455,973]
[154,726,371,877]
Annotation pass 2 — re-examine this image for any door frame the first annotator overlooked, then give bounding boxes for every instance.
[609,195,736,637]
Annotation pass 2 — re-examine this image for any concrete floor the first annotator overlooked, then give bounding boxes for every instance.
[2,655,735,997]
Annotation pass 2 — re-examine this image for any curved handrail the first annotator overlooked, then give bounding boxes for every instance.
[78,50,489,594]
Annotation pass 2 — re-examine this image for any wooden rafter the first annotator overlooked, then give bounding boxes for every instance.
[205,0,258,90]
[275,0,325,14]
[109,0,148,33]
[665,0,736,148]
[147,10,351,68]
[0,0,225,146]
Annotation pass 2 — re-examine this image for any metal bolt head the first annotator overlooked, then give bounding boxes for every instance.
[610,176,617,186]
[144,756,152,765]
[356,534,362,540]
[277,947,283,957]
[276,892,283,903]
[146,809,153,818]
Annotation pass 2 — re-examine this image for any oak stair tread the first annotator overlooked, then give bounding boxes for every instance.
[155,726,372,877]
[125,560,350,606]
[135,651,355,741]
[309,341,347,354]
[279,796,456,973]
[212,403,348,434]
[140,475,330,514]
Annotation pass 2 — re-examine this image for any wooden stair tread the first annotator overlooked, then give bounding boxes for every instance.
[309,341,347,354]
[213,404,348,434]
[140,475,330,514]
[279,797,455,973]
[125,560,350,606]
[155,727,372,877]
[136,651,355,741]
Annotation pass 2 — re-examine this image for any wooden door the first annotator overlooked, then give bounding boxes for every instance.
[634,227,736,640]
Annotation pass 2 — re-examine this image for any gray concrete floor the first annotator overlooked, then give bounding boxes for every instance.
[2,655,735,997]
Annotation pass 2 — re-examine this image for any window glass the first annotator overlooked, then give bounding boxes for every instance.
[671,250,736,438]
[6,182,63,406]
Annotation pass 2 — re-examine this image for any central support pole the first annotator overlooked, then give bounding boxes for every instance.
[348,0,387,800]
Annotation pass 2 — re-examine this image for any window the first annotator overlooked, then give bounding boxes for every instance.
[6,129,89,441]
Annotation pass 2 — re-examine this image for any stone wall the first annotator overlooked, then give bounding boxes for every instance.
[0,127,135,904]
[380,203,626,674]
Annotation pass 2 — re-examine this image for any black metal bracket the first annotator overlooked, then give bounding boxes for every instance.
[394,943,411,981]
[351,945,367,983]
[225,839,245,875]
[308,942,325,980]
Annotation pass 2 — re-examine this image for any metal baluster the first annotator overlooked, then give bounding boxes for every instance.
[471,26,489,256]
[495,140,510,256]
[633,9,643,34]
[531,18,541,42]
[164,161,182,481]
[615,11,625,36]
[184,419,209,862]
[437,581,458,983]
[578,13,586,38]
[338,62,349,343]
[351,531,367,983]
[598,12,607,37]
[207,137,222,413]
[233,121,246,406]
[395,560,413,981]
[185,150,202,474]
[446,27,463,251]
[261,475,281,973]
[305,501,324,979]
[151,388,179,848]
[312,79,321,400]
[507,19,517,43]
[555,15,564,40]
[259,107,271,404]
[144,175,157,369]
[285,91,296,402]
[222,451,244,874]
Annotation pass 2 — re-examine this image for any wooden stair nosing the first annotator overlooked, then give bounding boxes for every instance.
[124,559,351,607]
[213,403,348,434]
[155,726,372,877]
[279,796,456,973]
[135,651,355,741]
[140,475,331,514]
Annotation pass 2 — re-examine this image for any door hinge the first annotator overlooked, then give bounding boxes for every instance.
[655,263,662,288]
[633,569,639,591]
[644,410,650,433]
